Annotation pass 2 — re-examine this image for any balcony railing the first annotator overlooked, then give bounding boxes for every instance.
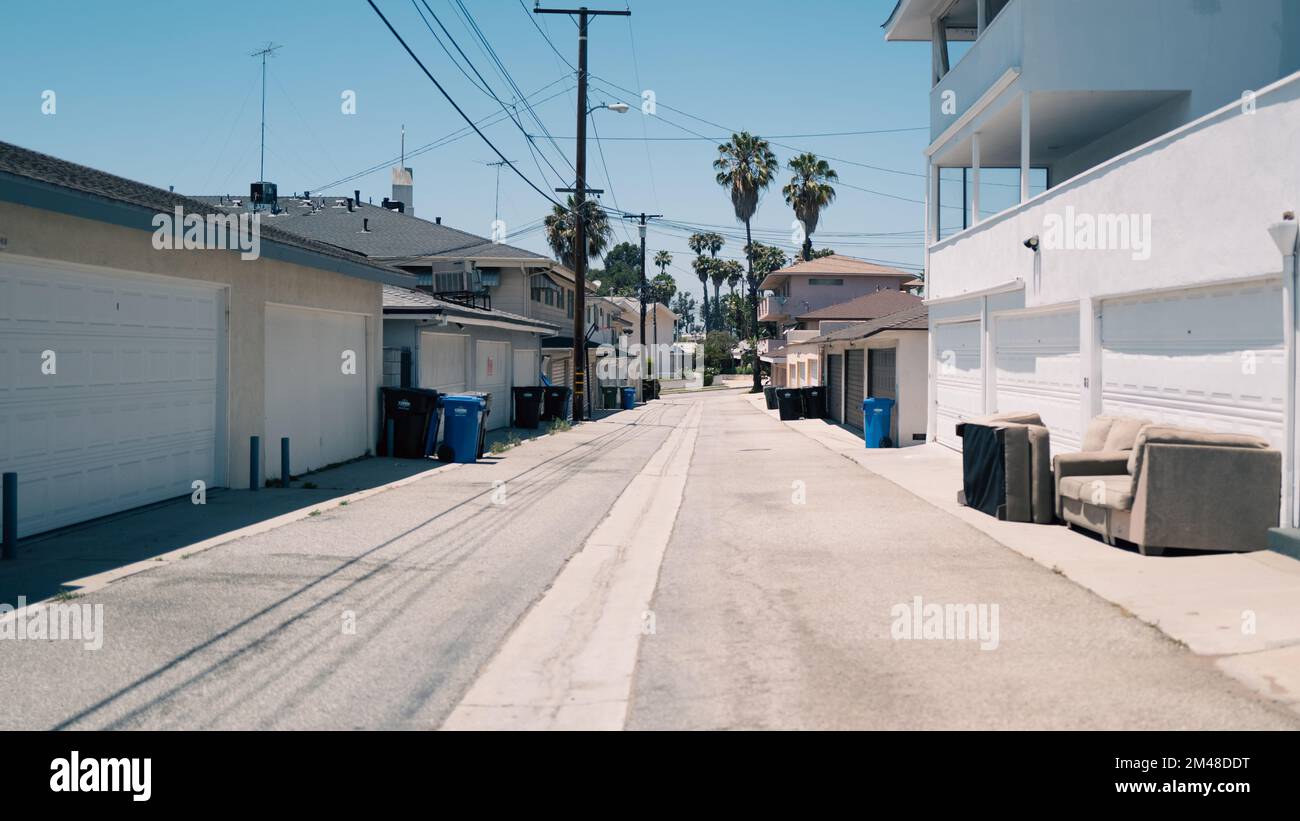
[930,0,1023,140]
[758,296,789,322]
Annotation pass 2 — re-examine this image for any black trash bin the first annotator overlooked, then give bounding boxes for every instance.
[801,386,827,419]
[540,385,571,422]
[463,391,492,458]
[763,386,778,410]
[378,387,440,458]
[776,388,804,421]
[512,387,543,429]
[601,385,620,410]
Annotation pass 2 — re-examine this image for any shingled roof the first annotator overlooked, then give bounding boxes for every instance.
[382,285,557,334]
[0,140,413,285]
[193,194,550,264]
[806,303,930,344]
[759,254,916,290]
[797,289,923,321]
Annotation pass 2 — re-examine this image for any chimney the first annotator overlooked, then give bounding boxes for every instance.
[391,165,413,216]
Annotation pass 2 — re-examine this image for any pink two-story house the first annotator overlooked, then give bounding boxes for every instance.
[757,254,916,385]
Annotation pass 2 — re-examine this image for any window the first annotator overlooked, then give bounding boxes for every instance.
[808,278,844,286]
[431,268,481,293]
[567,289,574,318]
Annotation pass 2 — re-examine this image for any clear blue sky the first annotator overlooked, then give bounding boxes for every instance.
[2,0,939,303]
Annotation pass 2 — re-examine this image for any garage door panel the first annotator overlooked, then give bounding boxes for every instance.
[0,260,222,537]
[1102,282,1284,450]
[827,354,843,423]
[934,320,982,450]
[995,309,1082,453]
[845,349,865,430]
[476,340,511,431]
[266,305,369,479]
[419,331,468,394]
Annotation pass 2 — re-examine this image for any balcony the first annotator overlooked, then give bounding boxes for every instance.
[785,330,820,346]
[758,296,789,322]
[757,338,786,359]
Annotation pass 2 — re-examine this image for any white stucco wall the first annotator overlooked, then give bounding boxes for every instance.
[929,72,1300,308]
[933,0,1300,141]
[0,200,383,490]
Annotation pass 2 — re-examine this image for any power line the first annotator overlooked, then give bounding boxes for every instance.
[364,0,566,210]
[412,0,571,189]
[307,78,572,193]
[527,127,931,141]
[624,9,661,212]
[450,0,577,177]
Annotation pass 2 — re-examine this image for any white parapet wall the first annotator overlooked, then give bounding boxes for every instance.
[929,70,1300,307]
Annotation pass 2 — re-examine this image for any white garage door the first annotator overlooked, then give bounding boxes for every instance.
[933,320,982,451]
[548,355,571,388]
[512,348,539,387]
[419,331,468,394]
[265,305,368,480]
[0,258,221,537]
[476,340,511,431]
[1101,281,1285,449]
[994,308,1082,453]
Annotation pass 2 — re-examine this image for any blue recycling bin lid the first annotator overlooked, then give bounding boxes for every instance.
[442,394,486,412]
[863,397,896,412]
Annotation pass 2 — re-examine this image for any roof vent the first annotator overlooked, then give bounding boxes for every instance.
[435,217,441,225]
[362,218,371,233]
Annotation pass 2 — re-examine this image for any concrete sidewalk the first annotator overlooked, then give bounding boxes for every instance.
[748,392,1300,715]
[0,418,627,610]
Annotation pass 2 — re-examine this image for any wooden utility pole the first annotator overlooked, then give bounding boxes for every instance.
[536,5,629,422]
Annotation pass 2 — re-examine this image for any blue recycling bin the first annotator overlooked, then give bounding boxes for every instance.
[862,397,896,449]
[621,386,637,410]
[437,394,486,463]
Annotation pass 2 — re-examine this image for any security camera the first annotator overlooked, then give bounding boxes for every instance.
[1024,235,1040,251]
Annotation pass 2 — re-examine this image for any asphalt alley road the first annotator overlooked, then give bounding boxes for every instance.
[4,388,1297,730]
[624,390,1300,730]
[0,399,690,730]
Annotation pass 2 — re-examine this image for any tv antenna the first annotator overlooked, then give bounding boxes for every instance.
[481,159,515,222]
[250,42,283,187]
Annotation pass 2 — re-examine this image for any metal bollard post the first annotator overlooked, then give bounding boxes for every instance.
[281,437,291,484]
[250,436,260,491]
[2,472,16,560]
[386,419,395,458]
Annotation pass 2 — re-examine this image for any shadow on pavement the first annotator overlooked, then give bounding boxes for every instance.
[0,456,452,608]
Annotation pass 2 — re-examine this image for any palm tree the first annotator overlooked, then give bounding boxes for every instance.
[721,259,744,334]
[782,152,838,261]
[654,249,672,277]
[708,261,729,332]
[715,132,778,391]
[687,232,724,332]
[691,255,715,334]
[543,196,612,270]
